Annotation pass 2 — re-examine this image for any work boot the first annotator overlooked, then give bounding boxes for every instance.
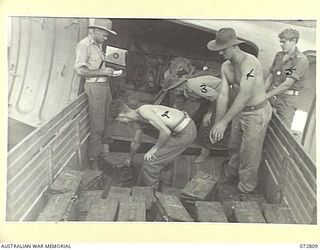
[194,148,210,164]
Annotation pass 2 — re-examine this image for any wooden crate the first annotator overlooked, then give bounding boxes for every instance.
[181,170,217,201]
[99,153,133,183]
[217,183,239,202]
[106,186,132,202]
[37,192,78,221]
[131,186,155,210]
[117,201,146,221]
[155,192,194,222]
[233,201,266,223]
[51,168,83,194]
[262,203,296,224]
[78,190,103,219]
[85,198,119,221]
[80,169,104,190]
[195,201,228,223]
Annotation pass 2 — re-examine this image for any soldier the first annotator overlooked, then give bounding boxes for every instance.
[265,28,309,129]
[208,28,272,194]
[74,19,122,170]
[111,100,197,190]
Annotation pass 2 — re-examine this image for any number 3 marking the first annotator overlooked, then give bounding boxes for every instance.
[200,84,208,93]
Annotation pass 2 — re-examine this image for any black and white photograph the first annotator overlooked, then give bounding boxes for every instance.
[6,17,316,225]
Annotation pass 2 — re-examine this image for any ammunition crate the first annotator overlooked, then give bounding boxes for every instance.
[262,203,296,224]
[233,201,266,223]
[155,192,194,222]
[80,169,104,190]
[106,186,132,202]
[51,168,83,194]
[131,186,155,210]
[78,190,103,220]
[85,198,119,221]
[37,192,78,221]
[195,201,228,223]
[117,201,146,221]
[99,153,133,184]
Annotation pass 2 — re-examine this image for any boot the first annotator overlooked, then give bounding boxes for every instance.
[194,147,210,164]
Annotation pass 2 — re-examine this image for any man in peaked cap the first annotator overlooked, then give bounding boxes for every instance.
[208,28,272,194]
[74,18,122,170]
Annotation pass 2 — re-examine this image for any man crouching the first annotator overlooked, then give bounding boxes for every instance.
[111,100,197,190]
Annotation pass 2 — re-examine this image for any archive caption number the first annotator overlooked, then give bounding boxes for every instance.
[299,244,318,248]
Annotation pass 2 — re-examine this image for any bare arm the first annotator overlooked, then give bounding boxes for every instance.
[128,122,143,160]
[221,62,256,125]
[265,73,274,91]
[75,67,115,78]
[214,64,230,123]
[266,77,295,98]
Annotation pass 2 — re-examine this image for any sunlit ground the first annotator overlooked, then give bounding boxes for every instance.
[291,110,308,142]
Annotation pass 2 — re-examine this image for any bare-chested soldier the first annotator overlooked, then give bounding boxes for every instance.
[208,28,272,194]
[111,100,197,190]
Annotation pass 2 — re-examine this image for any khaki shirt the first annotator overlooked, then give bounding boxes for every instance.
[269,47,309,91]
[74,35,107,82]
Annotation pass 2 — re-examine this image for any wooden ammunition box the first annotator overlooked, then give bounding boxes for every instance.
[80,169,104,190]
[99,153,133,183]
[106,186,132,202]
[237,193,267,211]
[78,190,103,219]
[37,192,78,221]
[51,168,83,194]
[233,201,266,223]
[131,186,155,210]
[262,203,296,224]
[117,201,146,221]
[195,201,228,223]
[85,198,119,221]
[181,170,217,201]
[155,192,194,222]
[217,183,239,202]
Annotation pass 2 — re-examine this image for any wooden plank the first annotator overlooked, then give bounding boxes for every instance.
[52,140,78,175]
[269,118,316,178]
[264,148,281,180]
[85,198,118,221]
[195,201,228,222]
[51,168,83,194]
[283,185,308,224]
[8,93,87,162]
[270,115,316,169]
[9,168,50,221]
[8,159,49,210]
[106,186,131,202]
[8,96,88,176]
[7,146,47,185]
[284,179,312,224]
[117,201,146,221]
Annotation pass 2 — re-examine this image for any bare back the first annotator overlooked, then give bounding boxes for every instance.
[224,52,267,106]
[137,105,186,131]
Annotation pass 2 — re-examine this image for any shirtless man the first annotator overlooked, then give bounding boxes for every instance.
[208,28,272,194]
[111,100,197,190]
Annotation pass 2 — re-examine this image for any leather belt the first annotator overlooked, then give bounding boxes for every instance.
[243,100,268,112]
[282,89,299,96]
[173,113,191,132]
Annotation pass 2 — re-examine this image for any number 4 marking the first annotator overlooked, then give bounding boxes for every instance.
[161,111,170,118]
